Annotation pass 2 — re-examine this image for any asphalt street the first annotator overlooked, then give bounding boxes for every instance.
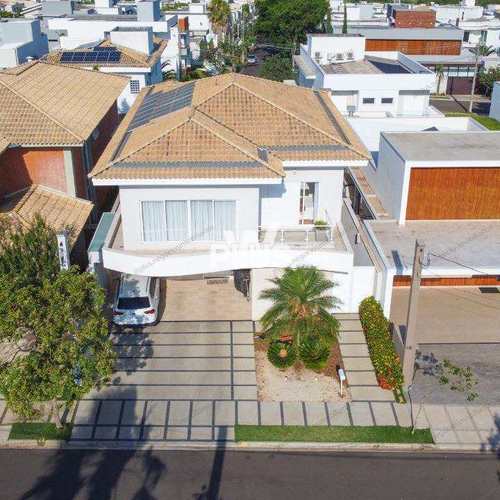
[0,448,498,500]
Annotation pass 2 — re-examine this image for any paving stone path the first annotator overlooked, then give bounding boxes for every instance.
[0,319,498,450]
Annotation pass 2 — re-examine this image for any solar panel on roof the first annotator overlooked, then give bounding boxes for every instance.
[128,83,195,130]
[84,52,98,63]
[60,52,73,63]
[108,51,120,62]
[72,52,86,62]
[96,51,109,62]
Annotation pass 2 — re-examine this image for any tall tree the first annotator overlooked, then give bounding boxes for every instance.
[259,267,340,348]
[0,215,60,288]
[342,3,348,34]
[255,0,329,50]
[259,54,295,82]
[468,43,495,112]
[208,0,231,38]
[0,216,114,427]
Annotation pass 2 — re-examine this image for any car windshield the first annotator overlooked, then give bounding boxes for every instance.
[117,297,150,310]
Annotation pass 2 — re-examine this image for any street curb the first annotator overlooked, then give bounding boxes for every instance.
[0,439,492,454]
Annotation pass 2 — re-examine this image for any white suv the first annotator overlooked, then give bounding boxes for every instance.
[113,274,161,326]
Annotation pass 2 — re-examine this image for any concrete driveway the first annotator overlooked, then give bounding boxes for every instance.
[390,287,500,344]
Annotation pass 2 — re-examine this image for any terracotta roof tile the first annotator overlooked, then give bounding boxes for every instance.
[91,73,369,182]
[0,61,127,146]
[0,185,93,245]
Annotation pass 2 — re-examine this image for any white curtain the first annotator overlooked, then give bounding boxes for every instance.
[214,201,236,241]
[191,200,213,241]
[142,201,166,242]
[166,200,188,241]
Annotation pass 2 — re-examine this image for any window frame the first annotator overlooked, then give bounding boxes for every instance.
[381,97,394,105]
[362,97,375,105]
[130,79,141,94]
[140,199,238,244]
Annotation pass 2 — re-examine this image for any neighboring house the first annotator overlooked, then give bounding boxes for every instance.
[87,73,390,318]
[0,18,49,68]
[390,5,437,29]
[345,126,500,338]
[0,60,127,216]
[162,2,210,40]
[44,27,166,113]
[349,26,464,56]
[432,1,484,24]
[489,81,500,120]
[45,0,190,76]
[295,34,435,117]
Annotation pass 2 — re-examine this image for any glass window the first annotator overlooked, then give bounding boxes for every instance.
[191,200,214,241]
[130,80,141,94]
[381,97,393,104]
[214,201,236,240]
[142,201,166,242]
[117,297,150,310]
[362,98,375,104]
[165,200,188,240]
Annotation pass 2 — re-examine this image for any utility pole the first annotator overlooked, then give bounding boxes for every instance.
[402,240,425,388]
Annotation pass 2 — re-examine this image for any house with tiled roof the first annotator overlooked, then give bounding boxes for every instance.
[88,73,389,318]
[0,59,127,252]
[44,27,166,113]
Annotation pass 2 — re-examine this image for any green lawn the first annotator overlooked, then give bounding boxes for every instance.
[9,422,73,441]
[235,425,433,444]
[445,112,500,130]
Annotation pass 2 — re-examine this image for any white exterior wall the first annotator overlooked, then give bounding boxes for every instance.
[118,185,260,251]
[433,5,483,23]
[250,267,356,319]
[490,81,500,121]
[363,135,408,223]
[260,167,344,227]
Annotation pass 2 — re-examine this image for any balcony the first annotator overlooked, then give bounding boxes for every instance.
[100,212,353,278]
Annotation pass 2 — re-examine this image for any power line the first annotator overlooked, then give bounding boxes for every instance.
[426,252,496,277]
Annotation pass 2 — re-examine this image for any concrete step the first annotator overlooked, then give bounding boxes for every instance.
[334,313,360,320]
[110,371,232,386]
[115,344,232,358]
[133,321,232,334]
[350,386,395,402]
[115,357,232,371]
[343,357,375,371]
[338,319,363,332]
[112,332,231,346]
[340,344,370,357]
[346,371,378,386]
[338,331,366,344]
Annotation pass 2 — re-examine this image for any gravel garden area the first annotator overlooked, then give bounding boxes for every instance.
[255,341,351,402]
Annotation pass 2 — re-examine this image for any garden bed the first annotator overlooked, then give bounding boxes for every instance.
[9,422,73,441]
[235,425,434,444]
[255,340,351,402]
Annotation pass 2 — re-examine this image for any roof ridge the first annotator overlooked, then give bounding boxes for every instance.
[0,78,83,143]
[39,60,129,81]
[192,112,284,177]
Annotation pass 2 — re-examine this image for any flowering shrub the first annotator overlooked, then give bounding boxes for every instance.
[359,297,404,392]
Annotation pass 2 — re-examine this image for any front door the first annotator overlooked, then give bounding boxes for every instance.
[299,182,317,224]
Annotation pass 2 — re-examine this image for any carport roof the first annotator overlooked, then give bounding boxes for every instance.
[367,219,500,275]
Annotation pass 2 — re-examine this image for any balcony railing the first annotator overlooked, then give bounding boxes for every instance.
[258,226,336,248]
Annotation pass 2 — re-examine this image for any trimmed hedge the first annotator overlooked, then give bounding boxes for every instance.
[359,297,404,393]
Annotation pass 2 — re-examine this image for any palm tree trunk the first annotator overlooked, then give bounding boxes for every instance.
[469,55,479,113]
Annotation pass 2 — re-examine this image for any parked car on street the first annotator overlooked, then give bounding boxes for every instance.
[247,53,257,65]
[113,274,161,326]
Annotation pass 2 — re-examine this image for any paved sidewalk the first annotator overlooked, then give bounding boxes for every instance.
[337,315,394,402]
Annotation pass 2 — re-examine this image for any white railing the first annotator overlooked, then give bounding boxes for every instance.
[258,226,335,247]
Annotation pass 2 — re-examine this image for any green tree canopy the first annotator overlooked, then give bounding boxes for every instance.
[0,215,60,288]
[0,216,114,426]
[479,66,500,95]
[258,54,296,81]
[255,0,329,48]
[259,267,340,347]
[208,0,231,36]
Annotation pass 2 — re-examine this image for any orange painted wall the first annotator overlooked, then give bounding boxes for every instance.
[365,39,461,55]
[0,147,67,198]
[393,275,500,287]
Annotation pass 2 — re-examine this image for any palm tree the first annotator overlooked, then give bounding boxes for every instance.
[259,267,340,348]
[435,64,444,95]
[208,0,231,39]
[468,43,495,112]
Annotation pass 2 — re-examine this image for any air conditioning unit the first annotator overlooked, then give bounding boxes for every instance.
[346,105,356,117]
[314,51,321,62]
[346,51,354,60]
[327,52,334,62]
[335,53,344,61]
